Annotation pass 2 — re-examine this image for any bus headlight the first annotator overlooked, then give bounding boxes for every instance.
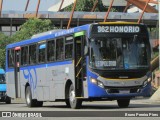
[143,80,148,87]
[90,78,104,88]
[90,78,97,84]
[143,77,152,87]
[97,81,104,88]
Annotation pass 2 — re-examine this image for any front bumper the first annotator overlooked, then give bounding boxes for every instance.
[88,82,152,99]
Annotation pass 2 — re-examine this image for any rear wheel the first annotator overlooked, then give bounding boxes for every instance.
[25,86,37,107]
[69,84,82,109]
[117,99,130,108]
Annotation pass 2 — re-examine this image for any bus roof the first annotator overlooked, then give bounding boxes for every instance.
[6,22,143,49]
[6,24,91,49]
[0,69,5,74]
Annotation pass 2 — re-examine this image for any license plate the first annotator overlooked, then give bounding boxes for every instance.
[119,90,130,94]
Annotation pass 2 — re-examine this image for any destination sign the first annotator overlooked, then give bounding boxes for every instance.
[92,25,140,33]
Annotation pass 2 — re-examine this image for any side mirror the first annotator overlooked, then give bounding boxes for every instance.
[84,46,88,56]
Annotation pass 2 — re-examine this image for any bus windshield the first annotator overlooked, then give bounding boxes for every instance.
[0,74,5,84]
[89,36,149,70]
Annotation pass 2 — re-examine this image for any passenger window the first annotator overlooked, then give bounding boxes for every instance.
[47,40,55,62]
[56,38,64,61]
[38,43,46,63]
[8,49,14,68]
[29,44,37,65]
[21,46,28,66]
[65,44,73,59]
[65,36,73,59]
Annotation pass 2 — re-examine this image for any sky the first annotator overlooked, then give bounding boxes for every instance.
[2,0,60,11]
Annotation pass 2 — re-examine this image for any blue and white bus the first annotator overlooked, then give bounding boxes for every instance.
[6,22,152,109]
[0,68,11,104]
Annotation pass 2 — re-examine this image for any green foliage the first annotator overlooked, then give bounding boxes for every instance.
[63,0,117,12]
[0,33,11,68]
[11,18,54,42]
[0,18,54,69]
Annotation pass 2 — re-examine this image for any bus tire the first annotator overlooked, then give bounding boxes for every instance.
[25,86,37,107]
[5,96,11,104]
[69,84,82,109]
[65,100,70,108]
[117,99,130,108]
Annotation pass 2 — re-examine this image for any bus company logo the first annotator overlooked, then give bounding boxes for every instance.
[2,112,11,117]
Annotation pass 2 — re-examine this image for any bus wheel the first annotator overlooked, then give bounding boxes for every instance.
[69,84,82,109]
[65,99,70,108]
[5,96,11,104]
[25,86,37,107]
[117,99,130,108]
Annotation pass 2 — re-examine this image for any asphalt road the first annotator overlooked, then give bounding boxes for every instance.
[0,98,160,120]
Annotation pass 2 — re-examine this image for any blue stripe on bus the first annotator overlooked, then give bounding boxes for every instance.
[0,84,6,92]
[6,68,14,72]
[6,60,73,72]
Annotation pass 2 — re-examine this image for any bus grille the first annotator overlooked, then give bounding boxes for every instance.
[105,86,142,94]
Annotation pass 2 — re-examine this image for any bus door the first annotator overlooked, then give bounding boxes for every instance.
[14,47,21,98]
[74,31,86,97]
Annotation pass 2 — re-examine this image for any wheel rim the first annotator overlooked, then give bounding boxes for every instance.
[69,89,76,104]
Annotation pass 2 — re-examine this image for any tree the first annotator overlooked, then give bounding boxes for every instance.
[0,18,54,69]
[0,33,10,68]
[11,18,54,43]
[63,0,117,12]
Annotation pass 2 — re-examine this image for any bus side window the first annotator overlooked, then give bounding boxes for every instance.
[21,46,28,66]
[47,40,55,62]
[29,44,37,65]
[65,44,73,59]
[8,49,14,68]
[38,43,46,63]
[56,38,64,61]
[65,36,73,59]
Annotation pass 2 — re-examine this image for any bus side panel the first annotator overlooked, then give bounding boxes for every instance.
[47,61,75,100]
[20,66,46,101]
[19,61,75,101]
[6,71,16,98]
[19,68,33,99]
[36,67,48,101]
